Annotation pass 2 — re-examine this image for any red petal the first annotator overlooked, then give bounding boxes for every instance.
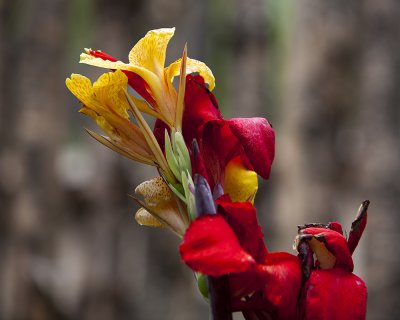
[183,75,222,147]
[179,215,255,277]
[230,252,302,320]
[302,227,354,271]
[300,269,367,320]
[88,49,118,62]
[348,201,368,254]
[199,119,241,188]
[226,118,275,179]
[216,198,268,263]
[258,253,302,320]
[88,49,156,106]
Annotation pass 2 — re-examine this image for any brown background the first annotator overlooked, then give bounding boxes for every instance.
[1,0,399,319]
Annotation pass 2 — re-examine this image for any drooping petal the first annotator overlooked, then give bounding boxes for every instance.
[299,269,367,320]
[226,118,275,179]
[224,156,258,203]
[179,214,255,277]
[216,197,268,263]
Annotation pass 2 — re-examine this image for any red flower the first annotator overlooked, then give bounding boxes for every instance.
[180,195,302,319]
[180,192,369,320]
[295,201,369,320]
[156,74,275,187]
[182,75,275,189]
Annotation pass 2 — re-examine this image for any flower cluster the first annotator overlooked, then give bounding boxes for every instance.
[66,28,368,320]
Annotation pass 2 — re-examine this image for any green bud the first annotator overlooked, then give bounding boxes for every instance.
[196,273,209,299]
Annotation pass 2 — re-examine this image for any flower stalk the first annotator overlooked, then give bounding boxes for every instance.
[194,174,232,320]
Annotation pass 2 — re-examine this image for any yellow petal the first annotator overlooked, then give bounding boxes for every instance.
[66,72,155,163]
[66,74,97,107]
[165,57,216,91]
[92,70,130,118]
[128,28,175,77]
[135,207,165,228]
[135,176,188,235]
[224,157,258,203]
[308,237,337,269]
[80,52,163,101]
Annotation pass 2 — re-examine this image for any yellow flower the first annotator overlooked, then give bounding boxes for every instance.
[66,70,156,165]
[80,28,215,130]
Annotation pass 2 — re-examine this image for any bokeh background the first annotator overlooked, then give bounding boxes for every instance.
[1,0,399,319]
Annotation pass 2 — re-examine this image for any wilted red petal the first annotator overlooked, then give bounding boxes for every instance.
[302,227,354,271]
[88,49,156,105]
[226,118,275,179]
[216,197,268,263]
[179,215,255,277]
[348,200,369,254]
[300,269,367,320]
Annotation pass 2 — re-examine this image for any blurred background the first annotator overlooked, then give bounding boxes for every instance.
[1,0,399,319]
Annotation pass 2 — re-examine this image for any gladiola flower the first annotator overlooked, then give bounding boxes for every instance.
[295,201,369,320]
[80,28,215,130]
[180,194,302,319]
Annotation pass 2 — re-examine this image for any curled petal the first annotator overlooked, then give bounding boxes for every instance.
[226,118,275,179]
[179,215,255,277]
